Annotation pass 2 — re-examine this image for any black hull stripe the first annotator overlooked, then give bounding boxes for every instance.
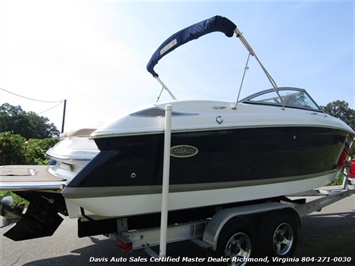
[63,169,336,198]
[66,127,351,192]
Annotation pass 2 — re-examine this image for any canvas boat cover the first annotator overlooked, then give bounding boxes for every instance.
[146,15,236,77]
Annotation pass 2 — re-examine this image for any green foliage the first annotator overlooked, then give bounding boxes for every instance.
[0,191,29,208]
[321,100,355,130]
[0,131,59,165]
[321,100,355,157]
[0,103,60,139]
[0,131,26,165]
[0,132,58,208]
[329,174,345,186]
[24,138,59,165]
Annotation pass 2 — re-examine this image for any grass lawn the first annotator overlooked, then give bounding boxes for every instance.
[0,191,29,207]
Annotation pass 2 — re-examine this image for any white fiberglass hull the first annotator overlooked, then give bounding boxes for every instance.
[64,170,339,219]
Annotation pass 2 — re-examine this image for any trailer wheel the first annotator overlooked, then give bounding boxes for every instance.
[258,211,298,258]
[215,218,257,266]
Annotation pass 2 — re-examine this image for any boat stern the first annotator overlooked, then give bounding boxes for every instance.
[0,165,67,240]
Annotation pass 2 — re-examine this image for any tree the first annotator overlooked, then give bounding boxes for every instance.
[0,103,60,139]
[24,138,59,165]
[321,100,355,130]
[0,132,59,165]
[0,131,26,165]
[321,100,355,157]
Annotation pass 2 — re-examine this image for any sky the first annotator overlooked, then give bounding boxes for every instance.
[0,0,353,132]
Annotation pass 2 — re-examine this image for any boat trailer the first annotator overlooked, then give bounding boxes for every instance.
[108,186,354,259]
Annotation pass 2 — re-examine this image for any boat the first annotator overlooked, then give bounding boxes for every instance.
[62,15,354,219]
[62,88,354,219]
[0,15,354,241]
[46,127,99,181]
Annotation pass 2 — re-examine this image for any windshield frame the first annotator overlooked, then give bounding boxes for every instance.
[240,87,323,112]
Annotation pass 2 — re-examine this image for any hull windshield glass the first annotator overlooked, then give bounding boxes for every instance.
[241,87,322,111]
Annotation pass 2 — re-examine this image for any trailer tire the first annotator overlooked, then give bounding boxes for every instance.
[258,211,298,258]
[215,218,257,266]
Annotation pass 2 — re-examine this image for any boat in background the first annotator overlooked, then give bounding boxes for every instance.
[46,128,99,181]
[0,15,354,241]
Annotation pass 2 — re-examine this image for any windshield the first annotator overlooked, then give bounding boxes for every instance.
[240,88,322,112]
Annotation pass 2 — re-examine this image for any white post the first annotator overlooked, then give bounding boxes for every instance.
[159,104,172,258]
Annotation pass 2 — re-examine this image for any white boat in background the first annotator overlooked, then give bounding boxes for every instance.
[46,128,99,181]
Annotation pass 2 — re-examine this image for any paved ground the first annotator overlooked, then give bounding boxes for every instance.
[1,187,354,266]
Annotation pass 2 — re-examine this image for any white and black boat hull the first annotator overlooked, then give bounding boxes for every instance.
[63,126,352,218]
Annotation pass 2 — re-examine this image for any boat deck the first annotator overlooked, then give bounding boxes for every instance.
[0,165,66,191]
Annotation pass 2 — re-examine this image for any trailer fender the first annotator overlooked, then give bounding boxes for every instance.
[203,202,298,251]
